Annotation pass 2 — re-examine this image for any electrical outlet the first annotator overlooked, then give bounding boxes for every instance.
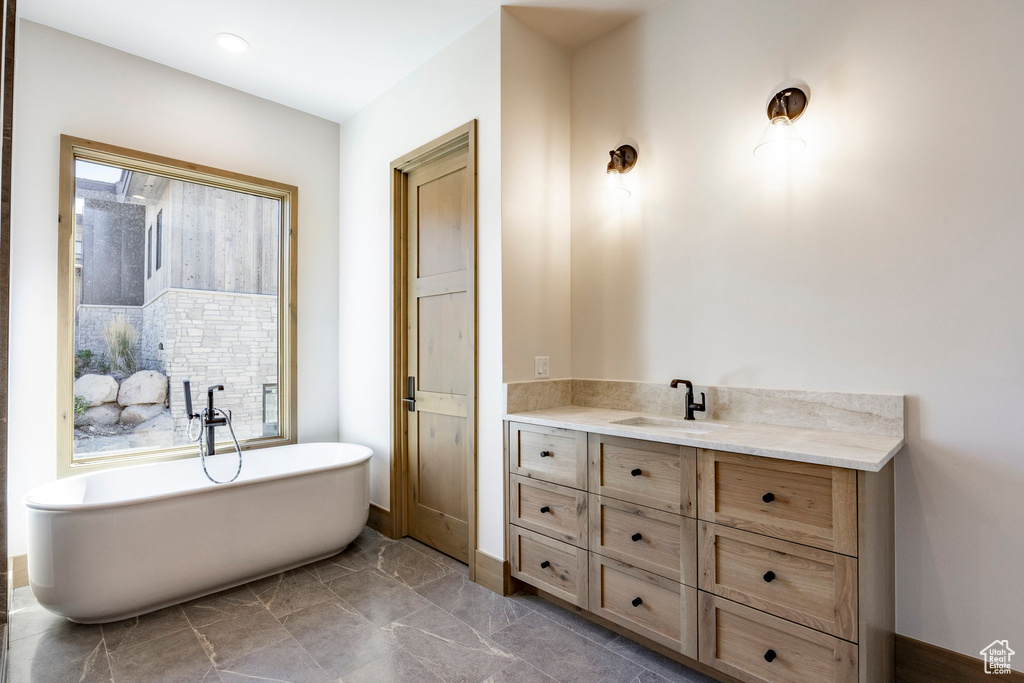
[534,356,550,379]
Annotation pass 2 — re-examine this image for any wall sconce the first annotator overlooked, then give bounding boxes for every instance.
[595,144,638,202]
[753,87,808,160]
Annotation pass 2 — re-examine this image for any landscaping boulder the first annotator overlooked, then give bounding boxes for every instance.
[120,403,166,426]
[132,411,173,434]
[118,370,168,407]
[74,374,119,407]
[80,402,122,426]
[129,412,174,448]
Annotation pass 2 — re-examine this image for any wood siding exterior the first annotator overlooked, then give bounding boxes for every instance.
[144,180,279,304]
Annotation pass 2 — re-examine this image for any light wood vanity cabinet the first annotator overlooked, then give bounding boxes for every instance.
[698,522,858,641]
[509,421,588,489]
[510,475,588,547]
[698,448,895,683]
[590,553,698,654]
[587,433,700,657]
[588,433,696,516]
[509,525,589,607]
[699,594,859,683]
[505,421,895,683]
[507,422,591,608]
[697,450,858,556]
[590,495,697,585]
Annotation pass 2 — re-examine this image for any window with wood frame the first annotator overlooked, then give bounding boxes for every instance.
[58,136,298,475]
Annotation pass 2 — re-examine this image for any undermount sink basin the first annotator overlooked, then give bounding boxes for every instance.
[609,416,728,434]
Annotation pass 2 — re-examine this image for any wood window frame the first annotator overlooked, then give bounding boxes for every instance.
[389,121,478,578]
[57,135,299,477]
[155,209,162,270]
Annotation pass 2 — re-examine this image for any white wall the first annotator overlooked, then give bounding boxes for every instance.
[8,21,341,555]
[500,13,572,382]
[336,12,505,557]
[570,0,1024,660]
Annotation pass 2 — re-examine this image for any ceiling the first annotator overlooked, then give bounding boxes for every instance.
[20,0,663,124]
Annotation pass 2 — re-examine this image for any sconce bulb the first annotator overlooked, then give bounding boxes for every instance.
[753,115,806,160]
[754,86,809,160]
[594,169,631,202]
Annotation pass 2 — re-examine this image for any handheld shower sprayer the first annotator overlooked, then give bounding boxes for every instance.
[184,380,195,418]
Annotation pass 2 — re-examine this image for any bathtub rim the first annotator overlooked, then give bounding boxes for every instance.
[23,441,372,512]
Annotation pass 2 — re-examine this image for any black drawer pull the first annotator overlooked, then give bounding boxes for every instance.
[540,450,551,458]
[631,532,643,542]
[764,649,777,663]
[631,468,642,477]
[631,597,643,607]
[540,506,550,514]
[763,571,776,582]
[762,492,775,503]
[540,561,550,569]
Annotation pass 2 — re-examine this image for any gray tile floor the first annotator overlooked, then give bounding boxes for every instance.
[7,527,715,683]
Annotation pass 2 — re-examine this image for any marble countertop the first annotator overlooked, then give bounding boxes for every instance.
[503,405,904,472]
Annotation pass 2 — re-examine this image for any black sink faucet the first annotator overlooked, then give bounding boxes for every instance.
[670,379,706,421]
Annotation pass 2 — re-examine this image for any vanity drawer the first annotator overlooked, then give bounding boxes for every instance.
[590,495,696,586]
[509,422,588,489]
[509,526,588,608]
[698,523,857,641]
[590,554,697,657]
[699,593,858,683]
[589,433,696,516]
[510,475,588,547]
[697,450,858,556]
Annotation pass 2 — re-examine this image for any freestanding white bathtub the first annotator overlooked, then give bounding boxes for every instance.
[23,442,371,623]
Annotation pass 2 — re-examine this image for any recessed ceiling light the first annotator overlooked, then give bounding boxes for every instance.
[216,33,250,53]
[131,194,146,200]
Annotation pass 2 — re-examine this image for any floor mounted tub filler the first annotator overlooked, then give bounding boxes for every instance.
[23,442,372,623]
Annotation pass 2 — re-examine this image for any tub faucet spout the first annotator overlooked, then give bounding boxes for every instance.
[183,381,231,457]
[205,385,227,454]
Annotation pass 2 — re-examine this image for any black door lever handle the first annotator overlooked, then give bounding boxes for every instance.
[403,376,416,412]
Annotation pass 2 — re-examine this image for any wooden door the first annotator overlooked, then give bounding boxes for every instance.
[403,137,474,562]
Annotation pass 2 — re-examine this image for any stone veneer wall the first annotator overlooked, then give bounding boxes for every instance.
[138,291,168,372]
[75,304,144,358]
[144,288,278,443]
[76,290,278,444]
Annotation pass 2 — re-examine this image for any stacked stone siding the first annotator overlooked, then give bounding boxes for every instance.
[147,288,279,444]
[138,292,168,373]
[75,305,144,359]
